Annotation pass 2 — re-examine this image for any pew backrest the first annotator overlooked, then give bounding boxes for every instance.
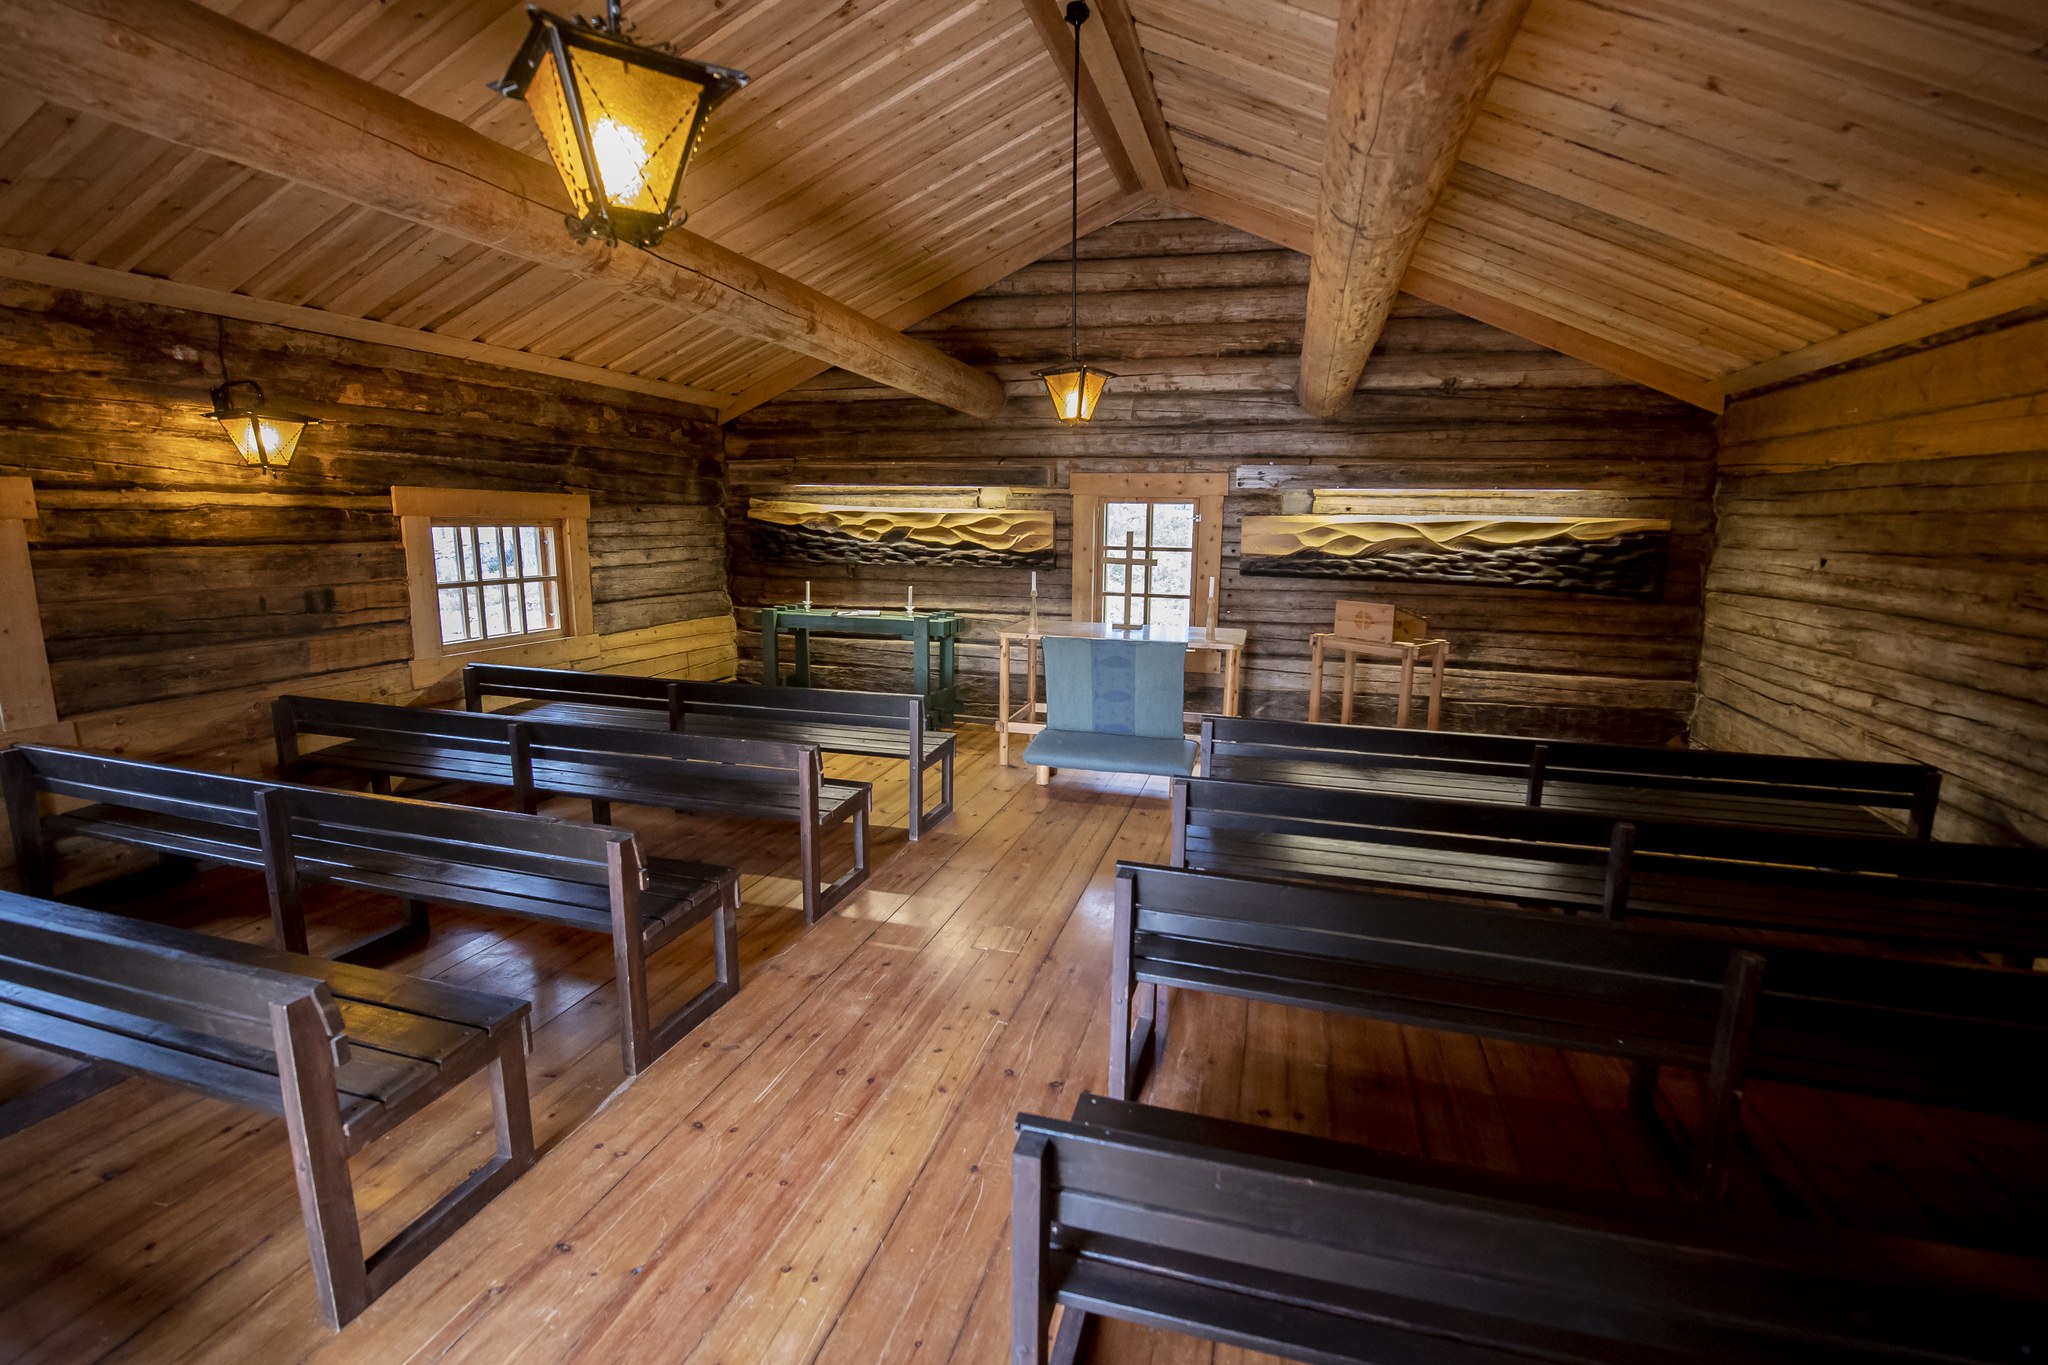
[1200,715,1942,837]
[1012,1094,2048,1365]
[1171,775,2048,958]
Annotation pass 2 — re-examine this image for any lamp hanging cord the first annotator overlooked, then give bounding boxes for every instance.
[1066,2,1087,363]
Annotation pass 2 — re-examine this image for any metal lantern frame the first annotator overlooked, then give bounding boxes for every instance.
[1035,1,1115,424]
[208,377,315,475]
[491,3,749,247]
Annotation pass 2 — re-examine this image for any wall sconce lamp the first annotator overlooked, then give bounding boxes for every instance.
[209,321,314,475]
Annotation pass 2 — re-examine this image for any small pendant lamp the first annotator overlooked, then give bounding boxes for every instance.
[1035,1,1114,424]
[493,2,749,248]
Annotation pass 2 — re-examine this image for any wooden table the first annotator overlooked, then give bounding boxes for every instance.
[996,620,1248,766]
[1307,632,1448,728]
[758,605,964,725]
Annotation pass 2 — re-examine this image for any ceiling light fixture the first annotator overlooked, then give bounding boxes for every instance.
[1035,1,1115,425]
[492,2,748,248]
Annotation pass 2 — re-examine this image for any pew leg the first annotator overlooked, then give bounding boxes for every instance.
[907,753,924,842]
[360,1024,536,1307]
[367,774,390,796]
[1049,1307,1090,1365]
[334,899,433,966]
[643,883,746,1065]
[272,996,370,1330]
[591,799,613,825]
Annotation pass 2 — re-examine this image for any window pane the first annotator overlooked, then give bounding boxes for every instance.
[1103,502,1146,551]
[1103,560,1127,594]
[477,527,505,580]
[431,526,463,585]
[523,581,549,629]
[1152,502,1195,549]
[1151,549,1192,596]
[541,579,560,627]
[539,527,559,577]
[458,528,478,580]
[481,583,509,636]
[504,579,527,634]
[519,526,543,576]
[1103,594,1127,626]
[437,588,470,644]
[1151,596,1191,627]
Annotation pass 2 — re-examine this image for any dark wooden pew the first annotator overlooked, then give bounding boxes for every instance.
[1112,863,2048,1197]
[0,889,533,1329]
[1,744,740,1074]
[1171,776,2048,961]
[1110,863,1763,1198]
[271,694,871,923]
[1199,714,1941,838]
[463,662,957,839]
[1012,1093,2048,1365]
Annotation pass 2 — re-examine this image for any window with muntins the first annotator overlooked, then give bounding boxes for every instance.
[430,521,564,646]
[1100,499,1196,627]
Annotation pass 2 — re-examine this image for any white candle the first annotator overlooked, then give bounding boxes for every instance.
[906,584,915,613]
[1030,570,1038,592]
[803,580,811,607]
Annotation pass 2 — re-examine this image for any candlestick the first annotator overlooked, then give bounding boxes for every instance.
[1028,585,1040,634]
[906,584,914,614]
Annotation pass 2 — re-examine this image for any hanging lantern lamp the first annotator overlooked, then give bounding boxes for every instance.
[1036,1,1115,424]
[209,322,314,475]
[492,2,749,248]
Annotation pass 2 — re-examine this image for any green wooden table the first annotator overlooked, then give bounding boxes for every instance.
[758,605,965,725]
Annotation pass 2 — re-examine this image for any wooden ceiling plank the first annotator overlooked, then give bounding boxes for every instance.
[1445,164,1881,338]
[0,0,1006,417]
[1296,0,1532,416]
[1484,76,2030,296]
[173,182,361,293]
[1402,266,1723,412]
[1459,113,1933,318]
[1512,11,2048,228]
[1427,190,1832,358]
[1413,224,1762,375]
[0,245,730,409]
[1724,260,2048,397]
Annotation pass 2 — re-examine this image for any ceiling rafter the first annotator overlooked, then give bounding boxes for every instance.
[1296,0,1532,417]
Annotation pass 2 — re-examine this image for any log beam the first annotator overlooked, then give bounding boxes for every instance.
[1296,0,1531,417]
[0,0,1007,419]
[1021,0,1179,193]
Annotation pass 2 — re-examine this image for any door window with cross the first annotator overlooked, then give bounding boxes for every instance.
[1100,500,1196,627]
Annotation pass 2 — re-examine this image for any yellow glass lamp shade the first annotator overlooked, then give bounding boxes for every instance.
[492,8,748,247]
[209,381,313,473]
[1035,362,1115,424]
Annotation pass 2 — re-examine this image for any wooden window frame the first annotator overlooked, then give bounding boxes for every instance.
[393,486,597,688]
[0,478,68,743]
[1069,472,1227,625]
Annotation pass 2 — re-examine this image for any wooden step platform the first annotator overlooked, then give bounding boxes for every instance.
[0,726,2042,1364]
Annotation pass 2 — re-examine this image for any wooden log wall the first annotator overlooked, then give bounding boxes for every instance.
[1697,311,2048,846]
[726,207,1717,742]
[0,281,734,792]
